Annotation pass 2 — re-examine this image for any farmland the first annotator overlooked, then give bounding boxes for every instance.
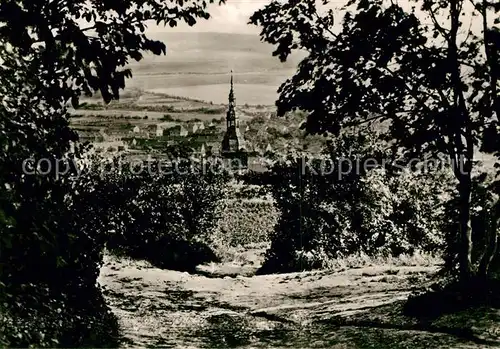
[69,88,325,159]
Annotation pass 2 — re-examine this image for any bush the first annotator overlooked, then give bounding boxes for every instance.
[258,130,452,274]
[0,47,121,347]
[0,283,119,348]
[105,158,230,272]
[214,198,279,247]
[0,152,122,347]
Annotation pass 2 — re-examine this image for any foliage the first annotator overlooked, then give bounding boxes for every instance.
[0,0,225,105]
[0,0,225,346]
[258,130,453,274]
[442,172,500,279]
[214,198,279,247]
[105,158,230,272]
[0,283,120,348]
[250,0,500,281]
[0,143,122,346]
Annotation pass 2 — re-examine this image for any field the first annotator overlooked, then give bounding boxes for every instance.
[70,88,325,158]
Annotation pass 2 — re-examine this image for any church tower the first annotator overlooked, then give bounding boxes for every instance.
[221,70,246,154]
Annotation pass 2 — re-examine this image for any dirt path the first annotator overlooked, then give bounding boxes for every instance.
[98,252,500,348]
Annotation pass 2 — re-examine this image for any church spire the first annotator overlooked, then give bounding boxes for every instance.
[226,70,237,127]
[221,69,247,159]
[228,70,235,105]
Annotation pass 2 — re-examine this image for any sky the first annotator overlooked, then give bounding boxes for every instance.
[146,1,267,35]
[77,1,488,38]
[142,0,488,37]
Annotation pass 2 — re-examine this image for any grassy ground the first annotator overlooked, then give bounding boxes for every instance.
[98,249,500,348]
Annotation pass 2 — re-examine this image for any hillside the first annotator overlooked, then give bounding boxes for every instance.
[70,90,326,159]
[68,32,319,153]
[128,32,305,74]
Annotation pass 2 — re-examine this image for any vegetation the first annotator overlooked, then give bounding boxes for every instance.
[162,114,175,121]
[258,130,453,274]
[214,198,279,247]
[0,0,224,346]
[1,0,498,345]
[105,159,230,272]
[80,102,225,115]
[251,0,500,284]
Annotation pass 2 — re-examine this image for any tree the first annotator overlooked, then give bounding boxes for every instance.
[0,0,225,345]
[0,0,224,105]
[250,0,500,282]
[103,158,229,272]
[0,0,226,275]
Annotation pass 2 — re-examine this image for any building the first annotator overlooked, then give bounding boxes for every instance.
[162,124,189,138]
[179,125,188,137]
[221,71,248,168]
[156,122,167,137]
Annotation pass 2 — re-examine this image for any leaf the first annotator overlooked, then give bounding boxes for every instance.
[71,95,79,109]
[130,51,143,61]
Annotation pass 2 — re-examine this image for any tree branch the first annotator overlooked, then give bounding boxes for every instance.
[425,3,450,41]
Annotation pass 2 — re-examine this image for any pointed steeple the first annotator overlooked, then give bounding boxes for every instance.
[221,69,246,157]
[228,70,235,106]
[226,70,237,128]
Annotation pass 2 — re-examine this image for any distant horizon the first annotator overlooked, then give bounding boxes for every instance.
[125,29,305,106]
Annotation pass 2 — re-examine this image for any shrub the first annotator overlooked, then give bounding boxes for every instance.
[0,283,119,348]
[0,49,120,347]
[258,130,453,274]
[105,158,230,272]
[0,152,122,347]
[214,198,279,247]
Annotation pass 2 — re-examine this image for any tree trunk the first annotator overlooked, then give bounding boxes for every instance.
[458,173,474,281]
[478,203,499,277]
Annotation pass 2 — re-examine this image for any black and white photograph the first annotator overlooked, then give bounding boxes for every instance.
[0,0,499,348]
